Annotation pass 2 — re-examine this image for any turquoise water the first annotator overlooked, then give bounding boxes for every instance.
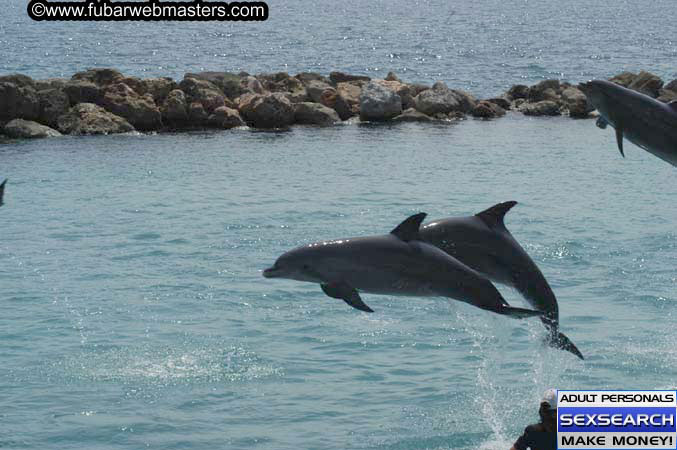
[2,0,677,449]
[2,117,675,449]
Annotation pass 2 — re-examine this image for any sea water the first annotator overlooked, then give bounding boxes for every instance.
[1,1,676,449]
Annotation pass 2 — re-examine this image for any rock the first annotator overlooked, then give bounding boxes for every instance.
[114,76,145,95]
[63,80,102,105]
[161,89,189,126]
[561,87,593,118]
[359,81,402,121]
[257,72,291,85]
[57,103,134,135]
[336,81,363,109]
[37,88,70,127]
[142,77,177,103]
[179,77,227,113]
[71,68,123,86]
[657,89,677,103]
[102,83,162,131]
[324,84,356,120]
[188,101,209,125]
[295,72,330,86]
[318,87,337,108]
[385,72,400,82]
[184,72,244,98]
[329,71,371,84]
[413,82,475,116]
[392,108,434,122]
[306,80,334,103]
[208,106,245,129]
[0,82,40,121]
[0,74,34,87]
[485,97,511,110]
[431,111,465,121]
[527,80,561,102]
[332,94,353,120]
[293,102,340,126]
[409,84,431,97]
[543,88,561,103]
[115,76,177,104]
[243,76,265,95]
[513,98,527,109]
[453,89,478,112]
[4,119,61,138]
[664,79,677,92]
[375,80,415,109]
[627,71,663,98]
[281,87,309,103]
[507,84,529,100]
[238,92,295,128]
[519,100,561,116]
[471,100,506,118]
[609,71,637,87]
[34,78,68,91]
[261,76,308,102]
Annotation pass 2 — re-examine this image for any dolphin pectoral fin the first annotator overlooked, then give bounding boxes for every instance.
[390,212,427,242]
[475,201,518,229]
[321,283,374,313]
[0,179,6,206]
[615,126,625,157]
[499,305,542,319]
[549,331,584,360]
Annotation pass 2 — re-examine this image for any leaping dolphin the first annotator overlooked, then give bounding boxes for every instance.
[579,79,677,167]
[263,213,543,320]
[419,202,584,360]
[0,179,6,207]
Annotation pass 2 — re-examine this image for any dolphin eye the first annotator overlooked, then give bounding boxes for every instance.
[302,264,310,270]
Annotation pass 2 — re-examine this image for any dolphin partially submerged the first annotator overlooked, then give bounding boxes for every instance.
[0,179,6,207]
[419,202,584,359]
[579,79,677,167]
[264,213,542,319]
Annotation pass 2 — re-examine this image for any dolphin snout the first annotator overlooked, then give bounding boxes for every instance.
[263,265,281,278]
[578,81,593,95]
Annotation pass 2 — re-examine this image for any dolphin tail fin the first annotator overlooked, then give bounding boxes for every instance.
[499,304,542,319]
[548,330,584,360]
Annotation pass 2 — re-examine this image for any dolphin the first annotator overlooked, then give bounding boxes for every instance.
[579,79,677,167]
[0,179,5,207]
[263,213,543,319]
[419,202,584,359]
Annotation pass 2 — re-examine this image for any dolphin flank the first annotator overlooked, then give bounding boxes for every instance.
[419,202,584,360]
[580,79,677,167]
[263,213,543,320]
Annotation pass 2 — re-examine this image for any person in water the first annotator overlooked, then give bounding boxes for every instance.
[510,389,557,450]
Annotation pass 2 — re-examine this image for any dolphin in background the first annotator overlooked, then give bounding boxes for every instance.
[419,202,584,360]
[264,213,543,320]
[579,79,677,167]
[0,179,6,207]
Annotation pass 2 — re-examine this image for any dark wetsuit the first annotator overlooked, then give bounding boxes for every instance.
[512,423,556,450]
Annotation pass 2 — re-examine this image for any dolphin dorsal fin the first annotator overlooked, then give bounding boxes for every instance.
[390,212,427,241]
[476,201,518,229]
